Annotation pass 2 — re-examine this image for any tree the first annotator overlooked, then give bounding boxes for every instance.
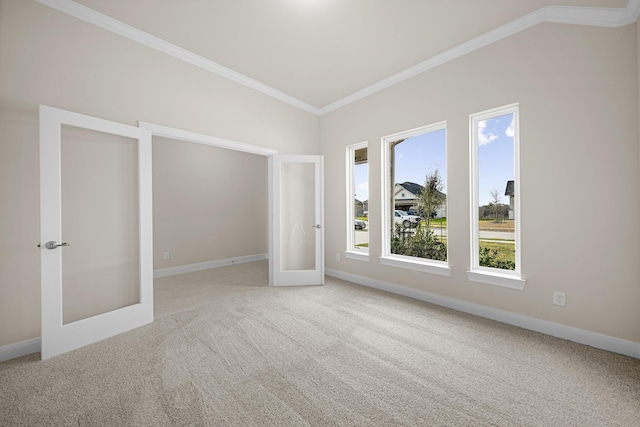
[418,169,445,228]
[489,188,501,222]
[390,168,448,262]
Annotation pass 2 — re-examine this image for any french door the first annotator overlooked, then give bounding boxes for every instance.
[269,155,324,286]
[39,106,153,360]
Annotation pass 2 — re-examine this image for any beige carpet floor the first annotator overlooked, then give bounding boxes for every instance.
[1,260,639,426]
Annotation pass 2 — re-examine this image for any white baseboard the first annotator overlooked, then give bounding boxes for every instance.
[0,338,41,363]
[153,253,267,278]
[4,264,635,363]
[326,268,640,359]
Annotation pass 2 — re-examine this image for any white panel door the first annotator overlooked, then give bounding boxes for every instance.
[269,155,324,286]
[39,105,153,360]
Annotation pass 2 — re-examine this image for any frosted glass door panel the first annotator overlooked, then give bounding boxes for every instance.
[61,125,139,324]
[269,155,323,287]
[280,162,316,271]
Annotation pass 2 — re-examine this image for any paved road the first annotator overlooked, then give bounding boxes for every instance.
[478,230,514,241]
[424,227,515,241]
[355,228,369,246]
[354,225,514,246]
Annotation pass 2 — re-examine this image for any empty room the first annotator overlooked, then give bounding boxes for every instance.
[1,0,639,425]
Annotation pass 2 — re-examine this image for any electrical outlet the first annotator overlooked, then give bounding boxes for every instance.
[336,253,340,262]
[553,291,566,307]
[163,251,171,260]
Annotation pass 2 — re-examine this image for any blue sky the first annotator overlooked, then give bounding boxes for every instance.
[353,129,446,203]
[353,116,514,207]
[394,129,447,194]
[354,162,369,202]
[478,113,514,206]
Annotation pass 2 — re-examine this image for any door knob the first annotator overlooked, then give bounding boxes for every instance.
[41,241,70,250]
[312,224,322,229]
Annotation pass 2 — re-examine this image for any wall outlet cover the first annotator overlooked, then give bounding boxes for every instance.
[553,291,566,307]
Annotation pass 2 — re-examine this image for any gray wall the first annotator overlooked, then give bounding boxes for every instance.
[320,22,640,343]
[1,0,638,351]
[152,136,268,270]
[0,0,319,347]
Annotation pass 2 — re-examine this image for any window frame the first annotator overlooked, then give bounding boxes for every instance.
[380,121,451,276]
[468,103,525,289]
[345,141,369,261]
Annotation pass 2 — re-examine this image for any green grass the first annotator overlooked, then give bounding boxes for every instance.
[421,217,447,228]
[479,240,515,265]
[356,216,368,221]
[355,243,369,247]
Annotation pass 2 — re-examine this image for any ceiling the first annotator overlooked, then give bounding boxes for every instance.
[43,0,633,114]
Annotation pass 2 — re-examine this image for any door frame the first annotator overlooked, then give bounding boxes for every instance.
[39,105,153,360]
[268,155,325,286]
[138,122,278,157]
[138,123,325,287]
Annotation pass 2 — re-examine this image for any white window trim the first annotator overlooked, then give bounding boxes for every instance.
[344,251,370,262]
[380,255,451,276]
[346,141,369,260]
[468,103,525,290]
[380,121,450,276]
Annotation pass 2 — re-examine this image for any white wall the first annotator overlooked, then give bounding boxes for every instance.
[0,0,319,348]
[1,0,638,353]
[152,136,268,270]
[0,109,41,348]
[320,22,640,343]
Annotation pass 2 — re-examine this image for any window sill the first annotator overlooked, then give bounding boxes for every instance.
[380,255,451,276]
[344,250,370,262]
[467,269,526,290]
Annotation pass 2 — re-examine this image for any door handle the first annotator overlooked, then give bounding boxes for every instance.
[39,241,70,249]
[312,224,322,229]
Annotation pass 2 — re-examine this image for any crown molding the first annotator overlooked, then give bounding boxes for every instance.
[319,1,639,115]
[35,0,638,117]
[544,5,627,26]
[34,0,321,115]
[621,0,640,25]
[319,9,545,115]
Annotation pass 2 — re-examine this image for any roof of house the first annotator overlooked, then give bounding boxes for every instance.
[505,180,514,196]
[396,182,446,198]
[398,182,423,196]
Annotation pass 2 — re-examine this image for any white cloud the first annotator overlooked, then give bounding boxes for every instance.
[478,120,498,146]
[357,182,368,192]
[505,117,515,138]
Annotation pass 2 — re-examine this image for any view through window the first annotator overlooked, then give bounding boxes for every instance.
[472,105,519,273]
[348,143,368,254]
[387,124,447,262]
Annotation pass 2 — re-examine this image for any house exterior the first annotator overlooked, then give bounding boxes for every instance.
[394,182,446,218]
[354,199,364,217]
[393,182,420,211]
[505,180,514,220]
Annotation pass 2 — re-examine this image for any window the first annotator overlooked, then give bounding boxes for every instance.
[469,104,524,289]
[381,122,450,276]
[346,142,369,260]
